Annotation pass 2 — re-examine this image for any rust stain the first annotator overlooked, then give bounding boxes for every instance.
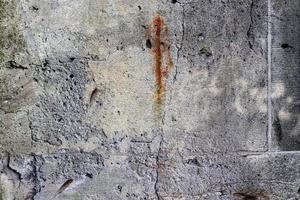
[147,14,174,116]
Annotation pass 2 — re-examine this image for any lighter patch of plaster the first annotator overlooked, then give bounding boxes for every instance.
[271,82,285,98]
[278,109,291,121]
[250,87,267,113]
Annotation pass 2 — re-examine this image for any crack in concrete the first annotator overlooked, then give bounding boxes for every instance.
[0,153,21,199]
[154,134,163,200]
[5,153,22,182]
[247,0,254,51]
[174,4,185,83]
[30,155,43,200]
[27,110,35,146]
[5,60,28,70]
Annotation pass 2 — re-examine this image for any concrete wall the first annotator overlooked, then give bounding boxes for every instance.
[0,0,299,199]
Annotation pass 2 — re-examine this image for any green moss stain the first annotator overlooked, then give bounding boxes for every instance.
[0,0,26,64]
[0,0,27,113]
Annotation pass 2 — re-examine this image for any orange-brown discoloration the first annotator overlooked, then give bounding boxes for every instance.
[147,14,174,115]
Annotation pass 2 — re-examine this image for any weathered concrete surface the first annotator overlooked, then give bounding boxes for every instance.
[271,0,300,151]
[0,0,299,199]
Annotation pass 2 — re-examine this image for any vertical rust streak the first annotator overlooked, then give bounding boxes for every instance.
[147,14,174,119]
[153,16,164,105]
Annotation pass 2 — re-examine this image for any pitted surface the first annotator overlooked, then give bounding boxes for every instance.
[0,0,299,199]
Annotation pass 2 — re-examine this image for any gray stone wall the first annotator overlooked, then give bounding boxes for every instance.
[0,0,299,199]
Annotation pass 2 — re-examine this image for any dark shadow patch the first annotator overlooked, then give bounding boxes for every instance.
[5,60,27,69]
[146,39,152,49]
[89,87,99,106]
[186,158,202,167]
[199,47,212,57]
[233,189,269,200]
[280,43,293,49]
[272,115,282,142]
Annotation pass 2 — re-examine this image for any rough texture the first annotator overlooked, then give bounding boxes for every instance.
[0,0,299,199]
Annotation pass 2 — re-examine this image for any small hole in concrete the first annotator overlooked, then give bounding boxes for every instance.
[32,6,39,11]
[281,43,290,49]
[86,173,93,178]
[146,39,152,49]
